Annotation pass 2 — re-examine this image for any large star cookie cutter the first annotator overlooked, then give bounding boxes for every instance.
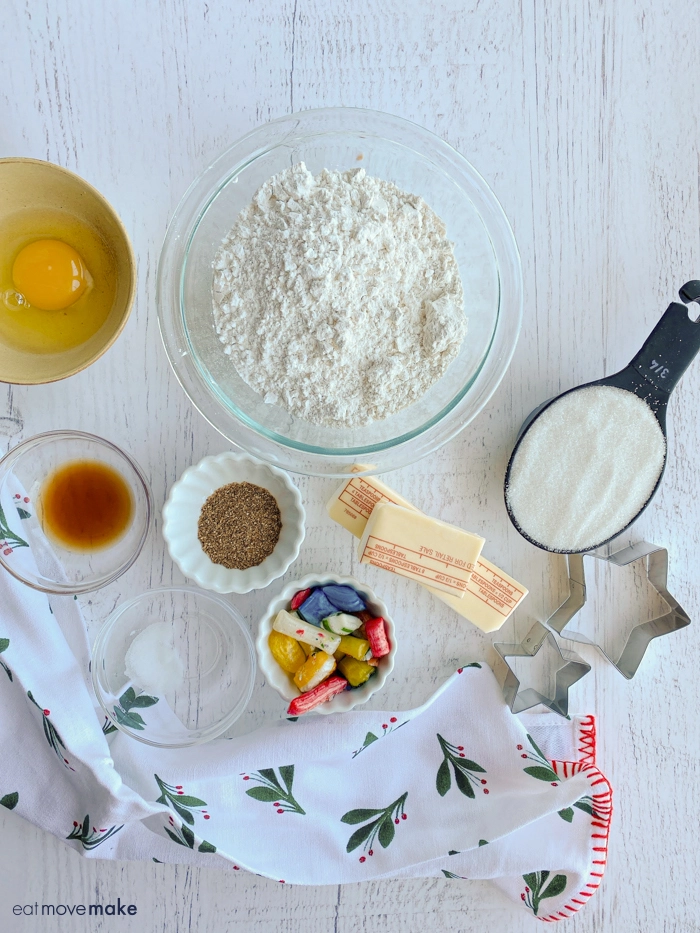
[546,542,690,680]
[493,621,591,717]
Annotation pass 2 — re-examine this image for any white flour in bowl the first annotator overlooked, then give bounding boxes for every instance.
[505,385,666,552]
[212,162,467,428]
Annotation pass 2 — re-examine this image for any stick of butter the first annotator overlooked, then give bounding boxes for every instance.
[440,560,528,633]
[329,474,528,632]
[358,502,485,598]
[326,473,416,539]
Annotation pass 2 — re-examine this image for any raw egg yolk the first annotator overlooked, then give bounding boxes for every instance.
[12,239,90,311]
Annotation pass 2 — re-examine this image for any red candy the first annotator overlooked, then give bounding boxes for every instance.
[364,617,390,658]
[287,676,347,715]
[290,588,313,611]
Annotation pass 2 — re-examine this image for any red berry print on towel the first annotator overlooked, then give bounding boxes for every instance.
[520,734,560,784]
[456,662,482,674]
[341,792,408,857]
[521,871,568,916]
[0,502,28,552]
[243,766,305,815]
[351,719,407,758]
[519,734,587,822]
[102,716,117,736]
[0,638,12,682]
[27,691,74,770]
[435,735,487,798]
[66,815,123,850]
[155,774,210,825]
[15,496,31,521]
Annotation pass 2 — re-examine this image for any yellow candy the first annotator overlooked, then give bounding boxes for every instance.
[293,651,336,692]
[337,635,371,661]
[300,641,316,657]
[333,649,346,660]
[268,631,306,674]
[338,656,375,687]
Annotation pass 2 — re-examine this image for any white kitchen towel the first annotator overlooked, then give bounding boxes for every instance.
[0,491,611,922]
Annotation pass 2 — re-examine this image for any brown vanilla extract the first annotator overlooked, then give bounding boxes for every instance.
[40,460,133,550]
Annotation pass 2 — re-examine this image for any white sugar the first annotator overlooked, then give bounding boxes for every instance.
[506,385,666,552]
[124,622,185,695]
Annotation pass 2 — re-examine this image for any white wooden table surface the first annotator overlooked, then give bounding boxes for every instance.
[2,1,699,930]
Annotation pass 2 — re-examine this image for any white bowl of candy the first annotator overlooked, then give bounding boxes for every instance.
[256,574,396,715]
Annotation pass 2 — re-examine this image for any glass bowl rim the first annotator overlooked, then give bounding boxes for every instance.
[0,429,153,595]
[157,106,523,476]
[91,584,257,748]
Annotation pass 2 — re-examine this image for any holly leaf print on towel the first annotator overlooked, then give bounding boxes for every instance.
[111,687,159,732]
[517,735,581,821]
[27,691,74,770]
[356,731,379,755]
[352,717,406,758]
[572,794,596,816]
[163,813,216,853]
[0,638,12,681]
[1,792,18,810]
[518,734,560,784]
[436,734,488,798]
[0,501,28,552]
[559,795,599,823]
[155,774,211,825]
[521,871,568,916]
[242,766,305,815]
[67,815,123,850]
[341,792,408,860]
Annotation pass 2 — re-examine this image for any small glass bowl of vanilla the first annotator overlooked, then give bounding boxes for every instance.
[0,430,152,594]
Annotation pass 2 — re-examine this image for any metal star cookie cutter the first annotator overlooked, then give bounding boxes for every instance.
[493,621,591,717]
[546,541,690,680]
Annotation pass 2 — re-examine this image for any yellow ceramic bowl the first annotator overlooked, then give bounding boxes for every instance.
[0,158,135,384]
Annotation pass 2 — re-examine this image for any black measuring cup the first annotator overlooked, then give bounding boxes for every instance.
[504,280,700,553]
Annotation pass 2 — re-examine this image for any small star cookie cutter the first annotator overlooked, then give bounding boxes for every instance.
[493,621,591,717]
[545,541,691,680]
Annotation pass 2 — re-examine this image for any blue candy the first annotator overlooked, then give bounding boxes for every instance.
[297,588,337,626]
[321,584,366,613]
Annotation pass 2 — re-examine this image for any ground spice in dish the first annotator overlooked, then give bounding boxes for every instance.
[198,482,281,569]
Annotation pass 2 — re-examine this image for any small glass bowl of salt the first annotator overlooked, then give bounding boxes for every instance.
[92,586,255,747]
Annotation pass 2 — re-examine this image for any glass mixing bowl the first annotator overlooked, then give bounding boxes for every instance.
[92,586,256,747]
[0,430,152,594]
[157,108,522,476]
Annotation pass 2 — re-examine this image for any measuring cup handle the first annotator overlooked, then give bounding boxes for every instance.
[629,301,700,395]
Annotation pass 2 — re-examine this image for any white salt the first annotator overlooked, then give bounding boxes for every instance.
[124,622,185,695]
[506,385,666,552]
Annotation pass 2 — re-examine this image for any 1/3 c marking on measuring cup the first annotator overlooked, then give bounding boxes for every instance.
[649,359,670,378]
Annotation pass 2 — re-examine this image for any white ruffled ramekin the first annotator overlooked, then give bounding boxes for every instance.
[162,452,305,594]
